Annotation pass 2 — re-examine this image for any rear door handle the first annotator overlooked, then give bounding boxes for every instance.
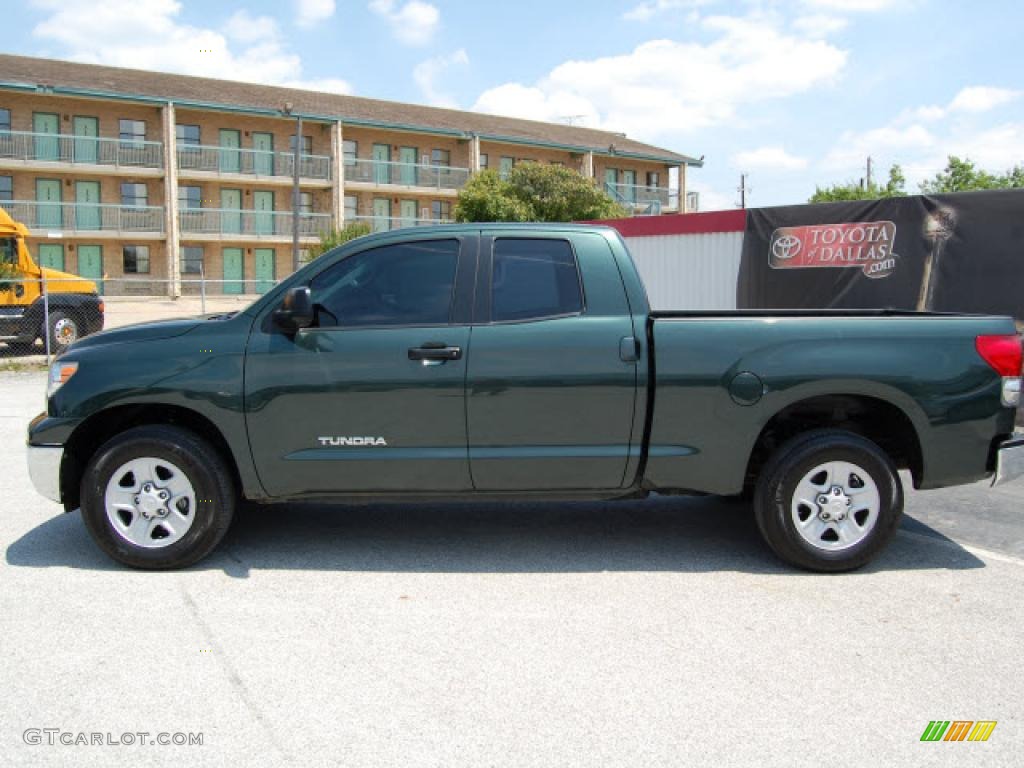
[408,342,462,361]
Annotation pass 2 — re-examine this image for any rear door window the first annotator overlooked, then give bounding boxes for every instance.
[491,238,583,322]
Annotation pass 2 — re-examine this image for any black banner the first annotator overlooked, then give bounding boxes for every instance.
[736,189,1024,324]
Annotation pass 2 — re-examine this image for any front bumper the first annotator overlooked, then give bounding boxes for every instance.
[992,435,1024,487]
[27,444,63,503]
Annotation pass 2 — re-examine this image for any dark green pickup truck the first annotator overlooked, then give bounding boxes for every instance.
[26,224,1024,571]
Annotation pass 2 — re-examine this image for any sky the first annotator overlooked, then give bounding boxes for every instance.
[4,0,1023,210]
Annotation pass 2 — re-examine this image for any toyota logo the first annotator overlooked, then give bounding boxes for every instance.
[772,234,802,260]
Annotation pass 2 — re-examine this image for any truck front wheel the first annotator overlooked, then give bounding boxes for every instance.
[753,429,903,572]
[80,425,236,569]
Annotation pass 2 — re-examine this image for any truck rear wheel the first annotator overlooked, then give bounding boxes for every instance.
[47,310,80,351]
[753,429,903,572]
[80,425,235,570]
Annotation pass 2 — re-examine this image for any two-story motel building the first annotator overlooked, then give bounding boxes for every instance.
[0,54,700,295]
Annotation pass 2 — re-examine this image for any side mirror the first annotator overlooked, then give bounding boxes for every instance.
[273,286,314,333]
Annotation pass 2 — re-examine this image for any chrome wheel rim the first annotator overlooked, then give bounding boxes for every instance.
[54,317,78,347]
[790,461,880,551]
[104,457,197,548]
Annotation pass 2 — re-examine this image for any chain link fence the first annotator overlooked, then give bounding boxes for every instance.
[1,272,270,363]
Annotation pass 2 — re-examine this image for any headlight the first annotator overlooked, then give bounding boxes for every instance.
[47,361,78,398]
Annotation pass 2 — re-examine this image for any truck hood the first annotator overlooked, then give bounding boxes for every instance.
[40,265,97,294]
[67,318,202,352]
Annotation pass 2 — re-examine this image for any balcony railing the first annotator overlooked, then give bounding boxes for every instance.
[344,159,470,190]
[350,215,451,233]
[177,145,332,181]
[5,200,165,233]
[605,182,676,211]
[179,208,333,238]
[0,130,164,169]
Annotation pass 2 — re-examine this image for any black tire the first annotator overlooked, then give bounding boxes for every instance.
[80,425,235,569]
[753,429,903,572]
[47,310,81,352]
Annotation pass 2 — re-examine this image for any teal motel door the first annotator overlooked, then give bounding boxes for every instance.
[77,244,103,294]
[33,113,60,161]
[399,200,417,228]
[253,191,275,235]
[222,247,243,295]
[220,189,242,235]
[37,243,64,270]
[252,132,274,175]
[219,129,241,172]
[372,143,391,185]
[72,116,99,163]
[398,146,418,186]
[604,168,618,197]
[254,248,275,294]
[35,179,62,229]
[371,198,391,232]
[75,181,101,231]
[621,170,636,203]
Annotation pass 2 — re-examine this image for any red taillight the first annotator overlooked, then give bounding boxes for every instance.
[976,335,1023,376]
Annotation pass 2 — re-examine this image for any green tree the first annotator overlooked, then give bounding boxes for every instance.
[455,165,627,223]
[808,164,907,203]
[919,155,1024,193]
[309,221,372,259]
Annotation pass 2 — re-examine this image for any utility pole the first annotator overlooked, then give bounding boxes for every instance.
[866,155,873,189]
[738,173,748,209]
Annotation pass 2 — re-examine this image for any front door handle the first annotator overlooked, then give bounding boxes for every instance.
[408,342,462,362]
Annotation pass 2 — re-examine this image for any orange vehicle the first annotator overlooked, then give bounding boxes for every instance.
[0,207,103,352]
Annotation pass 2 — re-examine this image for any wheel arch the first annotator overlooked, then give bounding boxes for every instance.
[744,393,924,493]
[61,403,242,512]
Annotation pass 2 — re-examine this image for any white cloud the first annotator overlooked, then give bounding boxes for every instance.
[732,146,809,171]
[369,0,439,45]
[801,0,901,11]
[295,0,336,28]
[224,10,279,44]
[29,0,351,93]
[623,0,711,22]
[949,86,1020,113]
[413,49,469,109]
[472,14,847,142]
[792,14,848,36]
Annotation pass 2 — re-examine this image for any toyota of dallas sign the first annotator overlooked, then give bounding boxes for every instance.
[769,221,898,279]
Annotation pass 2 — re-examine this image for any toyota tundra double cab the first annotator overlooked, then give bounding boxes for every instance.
[26,224,1024,571]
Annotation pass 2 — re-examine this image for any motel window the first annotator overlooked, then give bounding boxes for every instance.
[646,172,661,188]
[289,135,313,155]
[430,149,451,167]
[431,200,451,222]
[0,175,12,202]
[0,109,10,133]
[298,248,313,265]
[181,245,204,275]
[499,156,514,178]
[343,140,358,166]
[344,195,358,221]
[479,153,488,170]
[122,245,150,274]
[178,185,202,209]
[298,191,313,215]
[176,124,200,146]
[121,182,148,207]
[119,119,146,145]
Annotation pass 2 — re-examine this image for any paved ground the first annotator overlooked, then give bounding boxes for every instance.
[1,370,1021,767]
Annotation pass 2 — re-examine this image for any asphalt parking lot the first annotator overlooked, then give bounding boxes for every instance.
[1,370,1021,767]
